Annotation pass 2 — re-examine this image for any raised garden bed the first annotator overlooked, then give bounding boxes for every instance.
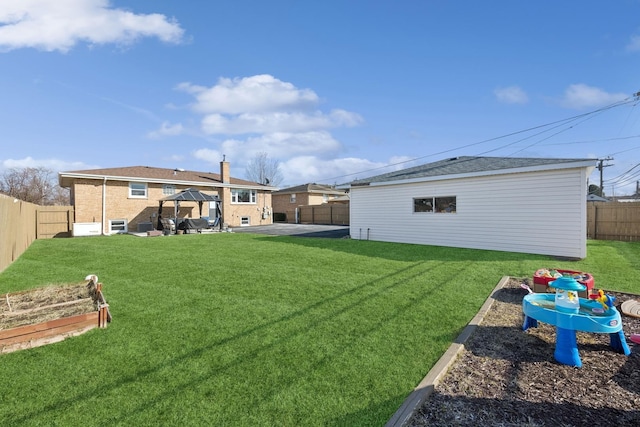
[0,276,111,354]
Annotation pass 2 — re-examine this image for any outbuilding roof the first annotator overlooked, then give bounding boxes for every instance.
[348,156,597,187]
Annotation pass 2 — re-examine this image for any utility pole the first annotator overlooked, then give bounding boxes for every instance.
[597,157,613,196]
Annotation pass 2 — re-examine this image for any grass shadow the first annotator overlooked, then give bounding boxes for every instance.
[255,234,555,263]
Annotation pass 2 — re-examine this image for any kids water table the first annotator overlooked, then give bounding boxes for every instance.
[522,293,630,367]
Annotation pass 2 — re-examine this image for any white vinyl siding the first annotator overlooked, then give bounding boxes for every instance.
[350,168,588,258]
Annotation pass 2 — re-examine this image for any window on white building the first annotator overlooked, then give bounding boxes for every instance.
[413,196,456,213]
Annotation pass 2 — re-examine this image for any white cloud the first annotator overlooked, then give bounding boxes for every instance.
[166,74,367,182]
[192,134,384,185]
[192,148,222,164]
[147,121,184,138]
[195,131,342,166]
[627,35,640,52]
[1,156,97,172]
[387,156,421,170]
[201,110,363,135]
[174,75,363,136]
[280,156,387,185]
[0,0,184,52]
[177,75,319,114]
[494,86,529,104]
[559,84,627,109]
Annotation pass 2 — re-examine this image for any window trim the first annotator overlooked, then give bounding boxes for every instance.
[108,219,128,234]
[413,196,456,213]
[231,189,257,204]
[162,184,176,195]
[129,182,148,198]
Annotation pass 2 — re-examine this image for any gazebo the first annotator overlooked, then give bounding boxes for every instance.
[158,188,221,233]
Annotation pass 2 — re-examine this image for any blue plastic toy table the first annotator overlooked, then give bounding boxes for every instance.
[522,293,631,367]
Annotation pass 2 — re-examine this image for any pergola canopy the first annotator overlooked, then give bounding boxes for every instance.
[161,187,221,203]
[158,188,221,230]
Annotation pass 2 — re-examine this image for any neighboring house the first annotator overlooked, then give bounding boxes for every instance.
[612,195,640,203]
[272,183,348,223]
[587,194,610,202]
[59,161,276,235]
[343,156,597,259]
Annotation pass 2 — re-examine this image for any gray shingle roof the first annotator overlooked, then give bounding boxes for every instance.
[349,156,596,186]
[272,183,346,195]
[59,165,265,188]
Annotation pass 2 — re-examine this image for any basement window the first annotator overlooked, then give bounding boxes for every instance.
[109,219,128,234]
[414,196,456,213]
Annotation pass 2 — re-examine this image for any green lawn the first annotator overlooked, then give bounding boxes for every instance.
[0,235,639,426]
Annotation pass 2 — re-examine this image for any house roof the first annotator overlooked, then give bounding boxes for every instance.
[272,183,346,196]
[59,166,274,190]
[587,194,609,202]
[348,156,597,187]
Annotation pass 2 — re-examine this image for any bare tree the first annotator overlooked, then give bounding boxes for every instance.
[0,167,70,205]
[245,152,283,186]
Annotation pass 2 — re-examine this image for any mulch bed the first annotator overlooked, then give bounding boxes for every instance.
[408,278,640,426]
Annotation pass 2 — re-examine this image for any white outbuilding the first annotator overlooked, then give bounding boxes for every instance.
[345,156,597,259]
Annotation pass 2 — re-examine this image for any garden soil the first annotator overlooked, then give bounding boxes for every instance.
[0,284,96,331]
[408,278,640,427]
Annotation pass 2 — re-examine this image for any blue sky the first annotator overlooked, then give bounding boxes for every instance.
[1,1,640,195]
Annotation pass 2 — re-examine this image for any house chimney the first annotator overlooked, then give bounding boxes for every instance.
[220,158,230,184]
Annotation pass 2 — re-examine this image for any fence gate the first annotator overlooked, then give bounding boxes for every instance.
[36,206,74,239]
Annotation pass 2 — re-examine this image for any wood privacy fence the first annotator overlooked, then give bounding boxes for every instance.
[298,204,349,225]
[587,202,640,241]
[0,194,73,273]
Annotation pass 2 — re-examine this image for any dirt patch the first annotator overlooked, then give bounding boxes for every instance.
[408,278,640,426]
[1,284,98,331]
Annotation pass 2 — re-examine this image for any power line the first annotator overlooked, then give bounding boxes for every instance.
[320,92,639,184]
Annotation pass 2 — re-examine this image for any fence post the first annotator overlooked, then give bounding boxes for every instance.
[594,204,598,240]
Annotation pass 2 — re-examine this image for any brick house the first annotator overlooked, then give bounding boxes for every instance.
[58,161,276,235]
[271,183,348,223]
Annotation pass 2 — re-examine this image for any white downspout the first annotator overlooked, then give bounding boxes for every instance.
[102,177,107,235]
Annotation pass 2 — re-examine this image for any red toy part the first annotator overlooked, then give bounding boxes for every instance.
[532,269,594,295]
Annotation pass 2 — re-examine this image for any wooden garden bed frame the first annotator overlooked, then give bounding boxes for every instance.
[0,277,111,354]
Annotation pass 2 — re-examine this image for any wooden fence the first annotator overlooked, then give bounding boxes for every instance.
[298,204,349,225]
[0,194,73,273]
[587,202,640,241]
[36,206,74,239]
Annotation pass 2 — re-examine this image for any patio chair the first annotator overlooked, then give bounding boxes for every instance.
[159,217,175,234]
